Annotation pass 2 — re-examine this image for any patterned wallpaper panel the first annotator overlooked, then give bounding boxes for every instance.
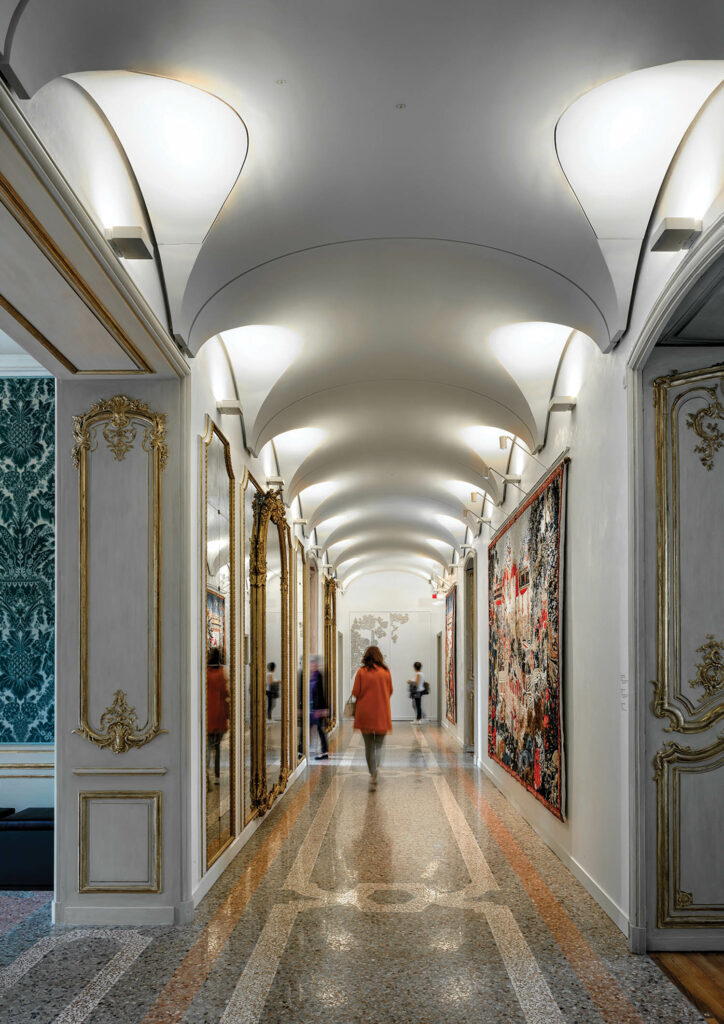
[0,378,55,743]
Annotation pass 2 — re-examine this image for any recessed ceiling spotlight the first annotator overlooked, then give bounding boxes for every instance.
[395,103,406,109]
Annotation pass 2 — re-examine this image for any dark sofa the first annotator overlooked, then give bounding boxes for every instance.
[0,807,54,888]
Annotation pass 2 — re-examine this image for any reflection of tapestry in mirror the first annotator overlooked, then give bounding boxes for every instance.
[351,614,389,671]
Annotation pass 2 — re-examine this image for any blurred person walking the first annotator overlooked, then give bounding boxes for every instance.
[352,645,393,790]
[310,654,329,760]
[408,661,426,721]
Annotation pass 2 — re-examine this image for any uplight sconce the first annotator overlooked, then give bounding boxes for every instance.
[266,475,284,489]
[548,396,577,413]
[104,225,153,259]
[650,217,702,252]
[486,467,522,487]
[292,518,308,526]
[217,399,243,417]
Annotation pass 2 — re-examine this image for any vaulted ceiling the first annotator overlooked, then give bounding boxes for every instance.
[5,0,724,583]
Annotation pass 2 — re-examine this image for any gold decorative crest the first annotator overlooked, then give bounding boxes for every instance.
[74,689,163,755]
[72,395,168,469]
[684,386,724,471]
[690,635,724,702]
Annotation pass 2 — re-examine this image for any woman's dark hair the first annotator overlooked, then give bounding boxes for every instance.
[362,645,387,669]
[208,646,221,667]
[267,661,276,672]
[414,661,422,671]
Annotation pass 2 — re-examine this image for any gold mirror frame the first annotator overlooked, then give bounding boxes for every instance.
[200,417,236,868]
[294,540,307,764]
[250,489,291,813]
[241,471,262,827]
[324,576,338,733]
[72,395,167,754]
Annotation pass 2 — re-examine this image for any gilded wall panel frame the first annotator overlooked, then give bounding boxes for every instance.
[249,489,292,813]
[324,577,338,733]
[654,734,724,927]
[200,417,236,869]
[241,471,262,827]
[78,790,162,893]
[294,540,308,765]
[653,365,724,733]
[72,395,167,754]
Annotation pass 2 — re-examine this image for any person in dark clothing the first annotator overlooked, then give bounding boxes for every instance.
[309,654,329,760]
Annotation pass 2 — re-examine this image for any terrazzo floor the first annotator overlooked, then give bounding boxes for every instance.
[0,724,708,1024]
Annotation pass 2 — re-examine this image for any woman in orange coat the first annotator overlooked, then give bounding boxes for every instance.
[352,645,393,790]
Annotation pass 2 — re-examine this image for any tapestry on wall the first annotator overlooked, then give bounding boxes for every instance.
[445,586,456,724]
[0,378,55,743]
[488,460,568,820]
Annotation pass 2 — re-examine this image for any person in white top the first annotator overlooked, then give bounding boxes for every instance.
[409,661,425,721]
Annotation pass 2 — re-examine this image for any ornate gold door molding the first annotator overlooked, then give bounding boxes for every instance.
[72,396,167,753]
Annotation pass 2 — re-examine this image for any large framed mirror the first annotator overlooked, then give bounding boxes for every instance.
[201,418,235,868]
[294,541,306,765]
[324,576,338,733]
[241,471,261,827]
[250,489,291,812]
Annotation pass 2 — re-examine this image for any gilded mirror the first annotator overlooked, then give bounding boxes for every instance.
[295,543,306,764]
[242,471,261,826]
[201,418,235,867]
[324,576,338,733]
[250,489,291,812]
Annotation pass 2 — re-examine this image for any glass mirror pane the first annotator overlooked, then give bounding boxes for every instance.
[205,433,233,866]
[265,522,283,790]
[296,549,304,764]
[243,482,255,824]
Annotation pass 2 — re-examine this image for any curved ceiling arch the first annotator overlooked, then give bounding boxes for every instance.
[333,536,450,570]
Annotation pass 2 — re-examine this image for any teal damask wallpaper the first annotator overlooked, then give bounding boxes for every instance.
[0,378,55,743]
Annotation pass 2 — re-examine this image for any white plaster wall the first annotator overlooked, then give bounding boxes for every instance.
[338,572,444,719]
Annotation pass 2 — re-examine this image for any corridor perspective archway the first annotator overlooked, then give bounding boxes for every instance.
[0,2,723,1022]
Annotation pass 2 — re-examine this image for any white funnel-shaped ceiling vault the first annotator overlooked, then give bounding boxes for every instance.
[65,71,248,325]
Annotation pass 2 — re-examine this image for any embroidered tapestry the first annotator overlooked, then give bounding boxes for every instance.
[0,377,55,743]
[445,586,456,724]
[488,461,567,819]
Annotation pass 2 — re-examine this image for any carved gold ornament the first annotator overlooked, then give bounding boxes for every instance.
[324,576,338,733]
[690,635,724,702]
[74,395,167,754]
[684,386,724,470]
[72,395,168,468]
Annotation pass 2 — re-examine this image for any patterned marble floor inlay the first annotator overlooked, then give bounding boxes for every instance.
[0,725,709,1024]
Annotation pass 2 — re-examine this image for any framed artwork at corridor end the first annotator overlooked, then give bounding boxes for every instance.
[445,586,457,724]
[488,459,568,820]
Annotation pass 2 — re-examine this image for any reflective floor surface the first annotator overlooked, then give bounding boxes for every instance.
[0,725,708,1023]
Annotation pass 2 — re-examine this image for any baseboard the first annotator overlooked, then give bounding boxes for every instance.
[646,933,724,952]
[54,903,176,926]
[192,758,308,909]
[478,760,629,935]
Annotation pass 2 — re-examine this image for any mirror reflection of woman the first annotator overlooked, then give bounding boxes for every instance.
[266,661,280,720]
[206,646,230,792]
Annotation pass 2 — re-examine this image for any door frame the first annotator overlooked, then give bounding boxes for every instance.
[627,216,724,952]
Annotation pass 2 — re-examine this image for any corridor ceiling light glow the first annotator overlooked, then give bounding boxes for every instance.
[299,480,339,508]
[650,217,703,252]
[104,225,153,259]
[272,427,326,458]
[548,396,577,412]
[221,325,303,387]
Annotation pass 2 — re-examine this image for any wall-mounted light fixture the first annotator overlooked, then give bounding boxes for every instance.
[465,508,492,527]
[216,399,243,417]
[104,225,153,260]
[292,518,308,526]
[650,217,702,252]
[548,396,577,413]
[499,435,547,468]
[266,475,284,489]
